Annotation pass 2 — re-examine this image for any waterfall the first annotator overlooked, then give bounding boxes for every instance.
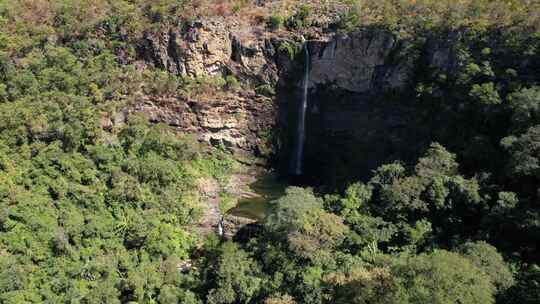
[217,216,224,237]
[290,40,310,176]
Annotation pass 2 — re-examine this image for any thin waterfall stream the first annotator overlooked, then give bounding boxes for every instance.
[227,40,310,222]
[290,40,310,176]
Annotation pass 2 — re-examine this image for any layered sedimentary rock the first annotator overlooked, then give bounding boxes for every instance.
[307,30,412,93]
[134,19,459,180]
[132,18,286,162]
[129,92,276,161]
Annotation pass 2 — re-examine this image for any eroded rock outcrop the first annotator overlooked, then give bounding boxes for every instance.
[130,91,276,161]
[307,30,412,93]
[140,18,281,82]
[304,30,459,94]
[133,18,290,163]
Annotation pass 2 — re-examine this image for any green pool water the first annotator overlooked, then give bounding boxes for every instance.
[227,173,287,220]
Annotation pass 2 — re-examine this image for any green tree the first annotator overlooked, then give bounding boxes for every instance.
[265,187,349,263]
[458,241,515,293]
[503,264,540,304]
[206,242,264,304]
[392,250,496,304]
[507,87,540,133]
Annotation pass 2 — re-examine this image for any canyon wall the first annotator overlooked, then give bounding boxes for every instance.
[131,19,460,183]
[130,18,290,164]
[278,29,460,185]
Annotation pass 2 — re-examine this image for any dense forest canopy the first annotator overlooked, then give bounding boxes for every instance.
[1,0,540,303]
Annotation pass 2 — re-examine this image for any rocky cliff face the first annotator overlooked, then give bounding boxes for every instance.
[140,18,281,83]
[303,29,458,98]
[131,19,459,183]
[129,91,276,162]
[307,30,413,93]
[277,29,460,185]
[131,17,290,163]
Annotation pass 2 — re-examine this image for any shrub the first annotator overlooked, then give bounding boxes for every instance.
[180,76,227,99]
[459,241,515,292]
[278,41,300,60]
[392,250,496,303]
[469,82,501,105]
[286,4,312,29]
[219,192,237,214]
[225,75,240,91]
[143,69,179,96]
[268,14,285,31]
[335,9,361,32]
[232,0,249,14]
[255,84,276,97]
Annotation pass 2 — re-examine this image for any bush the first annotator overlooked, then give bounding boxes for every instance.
[232,0,249,14]
[469,82,501,105]
[255,84,276,97]
[180,76,227,99]
[459,241,515,292]
[268,14,285,31]
[335,9,361,32]
[278,41,300,60]
[143,69,180,96]
[392,250,496,304]
[286,4,312,29]
[219,192,237,214]
[225,75,240,91]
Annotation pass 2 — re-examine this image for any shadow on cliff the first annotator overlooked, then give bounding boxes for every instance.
[275,25,517,191]
[274,27,430,190]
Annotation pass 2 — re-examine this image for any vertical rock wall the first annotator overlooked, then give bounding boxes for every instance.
[132,17,291,164]
[134,20,461,185]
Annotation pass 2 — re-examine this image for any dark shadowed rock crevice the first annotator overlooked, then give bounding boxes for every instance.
[276,28,476,188]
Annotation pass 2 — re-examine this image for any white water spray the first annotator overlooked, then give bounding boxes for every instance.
[217,216,224,237]
[291,39,310,175]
